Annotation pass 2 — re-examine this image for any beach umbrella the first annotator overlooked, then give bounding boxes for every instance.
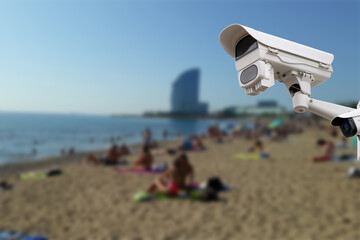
[351,136,357,148]
[268,119,284,129]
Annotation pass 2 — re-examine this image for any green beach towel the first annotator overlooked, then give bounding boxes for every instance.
[233,152,269,160]
[134,191,202,202]
[20,169,64,180]
[233,153,261,160]
[20,172,47,180]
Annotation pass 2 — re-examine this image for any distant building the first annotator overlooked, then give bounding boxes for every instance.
[221,101,288,117]
[171,68,208,115]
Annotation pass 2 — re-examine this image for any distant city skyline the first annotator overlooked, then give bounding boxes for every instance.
[171,68,208,115]
[0,0,358,115]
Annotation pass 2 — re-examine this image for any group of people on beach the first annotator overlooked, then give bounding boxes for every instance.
[85,127,197,196]
[26,118,357,199]
[2,118,359,205]
[86,143,131,165]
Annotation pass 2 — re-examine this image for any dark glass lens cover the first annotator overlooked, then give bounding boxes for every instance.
[240,65,258,84]
[235,35,258,60]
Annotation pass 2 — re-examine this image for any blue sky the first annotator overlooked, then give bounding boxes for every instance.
[0,0,359,114]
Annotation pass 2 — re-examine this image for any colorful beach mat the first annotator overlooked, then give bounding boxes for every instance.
[134,184,231,202]
[233,152,269,160]
[115,169,165,175]
[20,173,47,180]
[331,154,359,163]
[133,191,203,202]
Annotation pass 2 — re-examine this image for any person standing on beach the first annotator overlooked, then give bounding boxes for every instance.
[143,128,152,144]
[163,129,168,140]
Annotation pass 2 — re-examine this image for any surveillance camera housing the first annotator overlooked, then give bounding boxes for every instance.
[219,24,360,160]
[219,24,334,96]
[331,109,360,137]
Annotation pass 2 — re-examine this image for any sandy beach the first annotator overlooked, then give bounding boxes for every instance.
[0,125,359,240]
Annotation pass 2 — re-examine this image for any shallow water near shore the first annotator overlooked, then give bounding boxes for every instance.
[0,112,245,165]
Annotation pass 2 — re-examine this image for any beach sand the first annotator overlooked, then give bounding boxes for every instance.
[0,126,359,240]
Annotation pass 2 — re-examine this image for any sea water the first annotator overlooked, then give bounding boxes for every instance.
[0,112,246,165]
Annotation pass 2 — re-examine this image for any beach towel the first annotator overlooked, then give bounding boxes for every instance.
[331,154,358,163]
[20,173,47,180]
[115,168,165,175]
[20,169,64,180]
[134,190,203,202]
[21,236,48,240]
[134,187,232,202]
[133,182,231,202]
[233,152,269,160]
[100,158,128,166]
[115,162,167,175]
[335,142,348,149]
[0,230,24,240]
[0,230,47,240]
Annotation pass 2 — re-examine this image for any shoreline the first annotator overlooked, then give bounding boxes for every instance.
[0,139,179,177]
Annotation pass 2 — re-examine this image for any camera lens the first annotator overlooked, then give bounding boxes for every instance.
[339,118,357,137]
[240,65,258,84]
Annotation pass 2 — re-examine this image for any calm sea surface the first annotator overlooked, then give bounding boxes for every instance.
[0,112,247,165]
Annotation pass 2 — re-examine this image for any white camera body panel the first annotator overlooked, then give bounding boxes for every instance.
[219,24,334,95]
[333,108,360,120]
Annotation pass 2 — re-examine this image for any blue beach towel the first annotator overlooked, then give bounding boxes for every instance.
[0,230,47,240]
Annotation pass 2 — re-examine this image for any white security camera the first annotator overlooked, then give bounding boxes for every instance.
[219,24,360,160]
[331,108,360,137]
[219,24,334,97]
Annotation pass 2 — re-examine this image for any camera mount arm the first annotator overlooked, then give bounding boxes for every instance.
[307,97,355,121]
[280,71,359,161]
[306,96,359,161]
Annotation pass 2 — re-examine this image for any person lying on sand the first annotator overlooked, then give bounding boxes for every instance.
[192,136,205,151]
[146,153,194,195]
[178,135,205,152]
[248,139,264,153]
[312,139,335,162]
[118,144,130,156]
[87,144,125,165]
[132,145,154,170]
